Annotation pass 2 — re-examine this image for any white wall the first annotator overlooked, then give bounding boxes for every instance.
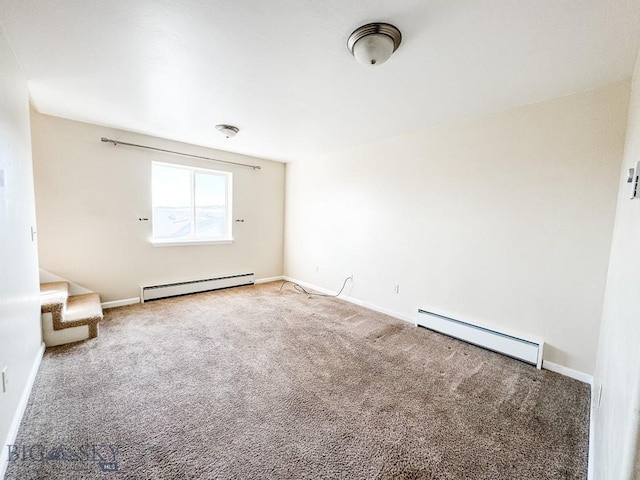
[592,54,640,479]
[31,112,285,302]
[285,81,630,374]
[0,26,43,476]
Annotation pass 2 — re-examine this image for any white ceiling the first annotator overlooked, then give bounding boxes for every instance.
[1,0,639,163]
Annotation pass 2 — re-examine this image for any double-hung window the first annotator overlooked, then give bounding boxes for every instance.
[151,162,232,244]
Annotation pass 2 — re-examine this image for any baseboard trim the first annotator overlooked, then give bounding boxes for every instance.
[340,293,415,325]
[282,276,415,325]
[255,276,284,285]
[588,396,595,480]
[101,297,140,309]
[0,341,45,479]
[542,360,593,385]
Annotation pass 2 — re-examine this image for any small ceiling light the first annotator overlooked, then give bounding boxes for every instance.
[215,124,239,138]
[347,23,402,66]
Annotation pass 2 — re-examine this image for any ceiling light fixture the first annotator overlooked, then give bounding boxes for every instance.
[215,124,239,138]
[347,23,402,66]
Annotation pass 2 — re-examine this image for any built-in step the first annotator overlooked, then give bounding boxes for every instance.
[40,281,103,347]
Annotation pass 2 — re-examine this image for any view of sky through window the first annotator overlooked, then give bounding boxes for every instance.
[152,163,231,242]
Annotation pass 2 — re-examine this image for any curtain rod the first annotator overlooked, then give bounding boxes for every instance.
[100,137,261,170]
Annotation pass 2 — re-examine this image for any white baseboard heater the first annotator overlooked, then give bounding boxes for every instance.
[417,309,543,368]
[141,273,254,302]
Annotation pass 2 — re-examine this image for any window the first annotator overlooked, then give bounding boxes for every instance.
[151,162,232,244]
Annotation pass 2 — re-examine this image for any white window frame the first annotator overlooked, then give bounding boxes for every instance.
[151,161,233,246]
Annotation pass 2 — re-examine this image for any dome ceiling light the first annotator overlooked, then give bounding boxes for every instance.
[215,124,239,138]
[347,23,402,66]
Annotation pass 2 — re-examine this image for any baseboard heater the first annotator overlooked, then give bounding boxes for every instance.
[141,273,254,302]
[417,309,543,368]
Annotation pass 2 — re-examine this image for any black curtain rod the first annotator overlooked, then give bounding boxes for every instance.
[100,137,261,170]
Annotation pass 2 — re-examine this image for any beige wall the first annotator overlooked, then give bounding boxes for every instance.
[31,112,285,302]
[592,55,640,479]
[284,81,630,374]
[0,28,42,474]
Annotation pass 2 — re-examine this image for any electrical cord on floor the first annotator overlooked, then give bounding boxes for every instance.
[279,276,353,299]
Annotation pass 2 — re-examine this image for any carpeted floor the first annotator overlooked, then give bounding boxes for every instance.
[6,282,589,479]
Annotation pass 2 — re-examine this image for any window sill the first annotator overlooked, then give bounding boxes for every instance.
[151,239,234,247]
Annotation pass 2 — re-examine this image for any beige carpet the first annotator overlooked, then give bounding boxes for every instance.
[6,282,589,479]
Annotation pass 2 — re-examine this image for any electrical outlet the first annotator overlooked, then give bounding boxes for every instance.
[315,265,320,273]
[393,285,400,294]
[1,367,7,394]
